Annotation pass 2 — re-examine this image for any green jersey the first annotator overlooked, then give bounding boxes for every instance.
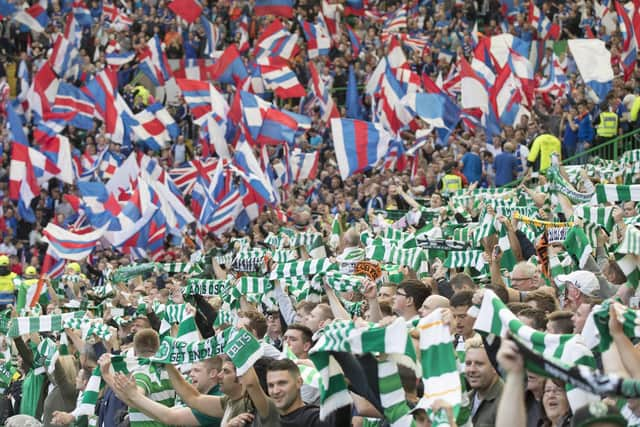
[129,364,175,427]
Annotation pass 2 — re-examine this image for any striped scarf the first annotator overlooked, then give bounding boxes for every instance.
[573,205,614,232]
[78,336,219,416]
[594,184,640,203]
[8,311,86,337]
[159,304,199,342]
[443,250,486,271]
[182,279,230,296]
[341,299,364,317]
[213,310,238,328]
[329,215,342,252]
[485,198,517,210]
[519,222,539,246]
[231,253,265,273]
[162,262,204,275]
[415,309,462,424]
[0,309,10,334]
[229,277,274,300]
[549,252,575,288]
[615,225,640,289]
[496,205,540,219]
[264,233,282,249]
[112,263,159,283]
[230,237,251,251]
[496,221,517,271]
[563,226,593,269]
[214,253,234,267]
[546,167,594,203]
[269,259,337,280]
[337,247,366,263]
[283,277,316,302]
[375,359,416,427]
[0,360,16,393]
[35,337,59,375]
[291,232,323,250]
[622,149,640,164]
[284,345,321,389]
[309,318,417,420]
[472,214,496,246]
[270,249,298,263]
[383,228,417,248]
[64,317,112,341]
[92,283,114,298]
[313,271,365,293]
[473,290,598,411]
[582,301,640,353]
[223,329,263,375]
[452,225,476,246]
[366,245,427,272]
[84,323,112,341]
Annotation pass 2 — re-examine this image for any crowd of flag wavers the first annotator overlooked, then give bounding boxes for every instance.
[0,149,638,427]
[1,0,640,426]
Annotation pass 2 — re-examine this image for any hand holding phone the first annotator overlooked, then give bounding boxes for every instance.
[493,245,502,259]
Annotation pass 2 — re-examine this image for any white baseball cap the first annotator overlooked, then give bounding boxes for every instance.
[556,270,600,297]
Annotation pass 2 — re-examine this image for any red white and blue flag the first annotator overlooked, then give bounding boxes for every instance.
[331,118,393,180]
[208,44,248,85]
[290,149,319,181]
[51,82,95,130]
[615,0,640,81]
[72,0,92,27]
[253,19,300,60]
[43,222,108,261]
[254,0,294,18]
[8,106,60,206]
[258,57,306,99]
[176,78,212,126]
[168,0,203,23]
[299,15,331,58]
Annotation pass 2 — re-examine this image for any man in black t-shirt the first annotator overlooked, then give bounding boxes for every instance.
[258,359,352,427]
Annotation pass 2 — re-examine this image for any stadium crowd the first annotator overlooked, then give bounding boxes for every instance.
[0,0,638,426]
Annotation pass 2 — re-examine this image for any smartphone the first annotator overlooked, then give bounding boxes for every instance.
[93,341,107,359]
[493,245,502,258]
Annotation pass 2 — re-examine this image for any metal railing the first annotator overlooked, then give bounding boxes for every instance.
[503,127,640,188]
[563,127,640,163]
[368,128,640,219]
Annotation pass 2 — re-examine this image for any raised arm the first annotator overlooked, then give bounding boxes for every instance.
[165,363,224,417]
[111,373,203,426]
[397,187,422,210]
[495,338,526,427]
[609,304,640,379]
[362,280,383,323]
[273,281,300,325]
[324,284,351,321]
[240,366,272,418]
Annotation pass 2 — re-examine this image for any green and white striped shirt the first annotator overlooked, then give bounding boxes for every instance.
[130,364,175,427]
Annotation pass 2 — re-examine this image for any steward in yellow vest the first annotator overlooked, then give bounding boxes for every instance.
[0,255,18,308]
[440,162,462,194]
[596,111,618,138]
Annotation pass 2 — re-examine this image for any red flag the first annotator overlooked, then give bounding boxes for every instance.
[168,0,203,23]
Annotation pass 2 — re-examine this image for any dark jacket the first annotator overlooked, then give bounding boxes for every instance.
[469,377,504,427]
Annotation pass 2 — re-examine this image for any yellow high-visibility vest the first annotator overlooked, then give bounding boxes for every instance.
[441,174,462,193]
[597,112,618,138]
[0,272,17,306]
